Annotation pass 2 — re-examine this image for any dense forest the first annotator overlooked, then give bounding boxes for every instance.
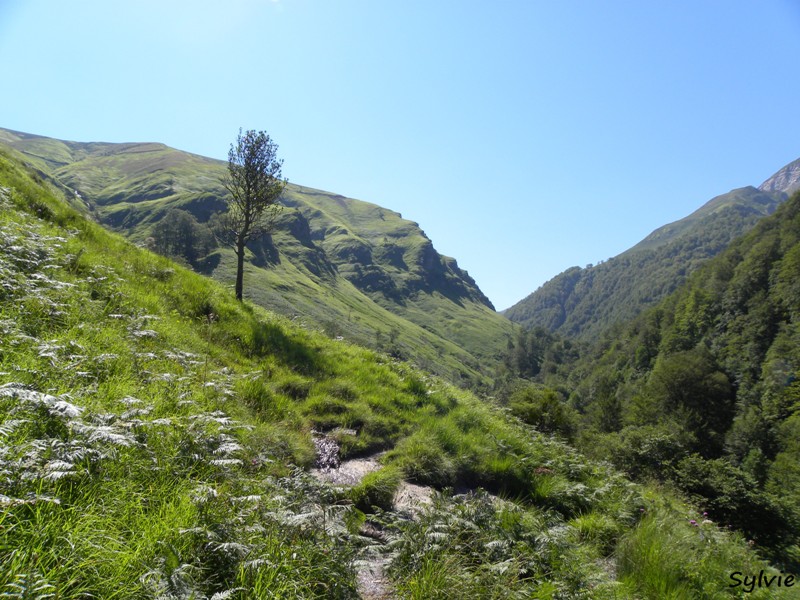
[502,190,800,570]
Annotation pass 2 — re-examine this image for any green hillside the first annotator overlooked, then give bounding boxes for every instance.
[505,184,787,342]
[0,138,787,598]
[0,128,514,386]
[525,190,800,570]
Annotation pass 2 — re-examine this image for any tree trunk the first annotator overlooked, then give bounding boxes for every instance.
[235,238,245,301]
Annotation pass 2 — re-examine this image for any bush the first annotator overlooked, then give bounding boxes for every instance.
[589,423,693,480]
[508,385,577,440]
[674,455,795,555]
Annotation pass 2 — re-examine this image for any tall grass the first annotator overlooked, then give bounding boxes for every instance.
[615,489,796,599]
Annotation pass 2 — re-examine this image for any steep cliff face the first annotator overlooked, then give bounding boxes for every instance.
[280,187,494,309]
[0,127,513,383]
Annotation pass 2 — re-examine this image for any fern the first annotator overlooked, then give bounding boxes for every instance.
[0,573,56,600]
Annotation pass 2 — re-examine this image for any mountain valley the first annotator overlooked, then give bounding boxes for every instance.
[1,127,799,597]
[0,128,515,386]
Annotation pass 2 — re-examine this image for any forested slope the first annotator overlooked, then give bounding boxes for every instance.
[553,190,800,569]
[505,181,790,342]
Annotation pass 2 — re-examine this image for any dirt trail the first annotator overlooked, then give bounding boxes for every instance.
[393,481,433,514]
[310,435,435,600]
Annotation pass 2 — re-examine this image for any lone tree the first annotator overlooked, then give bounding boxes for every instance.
[218,129,287,301]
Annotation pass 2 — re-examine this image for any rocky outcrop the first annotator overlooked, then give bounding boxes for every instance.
[759,157,800,196]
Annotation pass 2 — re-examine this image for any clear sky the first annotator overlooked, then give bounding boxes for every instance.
[2,1,800,310]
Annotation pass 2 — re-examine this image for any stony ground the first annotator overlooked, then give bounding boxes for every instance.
[311,436,435,599]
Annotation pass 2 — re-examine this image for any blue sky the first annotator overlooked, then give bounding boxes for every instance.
[2,1,800,310]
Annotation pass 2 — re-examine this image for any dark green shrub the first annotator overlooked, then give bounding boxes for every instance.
[593,423,693,480]
[509,385,577,440]
[674,455,795,553]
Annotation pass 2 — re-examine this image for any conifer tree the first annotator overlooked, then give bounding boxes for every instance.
[218,129,287,301]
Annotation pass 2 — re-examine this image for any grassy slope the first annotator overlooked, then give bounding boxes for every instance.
[0,128,514,386]
[279,184,511,379]
[0,145,789,598]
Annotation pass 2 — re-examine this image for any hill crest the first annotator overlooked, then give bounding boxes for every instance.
[505,157,797,341]
[0,127,513,384]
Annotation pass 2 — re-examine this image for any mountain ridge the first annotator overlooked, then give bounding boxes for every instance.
[759,156,800,196]
[504,157,797,341]
[0,127,513,384]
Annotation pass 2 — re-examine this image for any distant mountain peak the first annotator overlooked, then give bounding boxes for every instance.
[505,154,799,342]
[759,157,800,196]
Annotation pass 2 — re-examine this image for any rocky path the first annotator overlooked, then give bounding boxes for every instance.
[310,434,433,599]
[354,551,394,600]
[393,481,433,515]
[311,455,382,487]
